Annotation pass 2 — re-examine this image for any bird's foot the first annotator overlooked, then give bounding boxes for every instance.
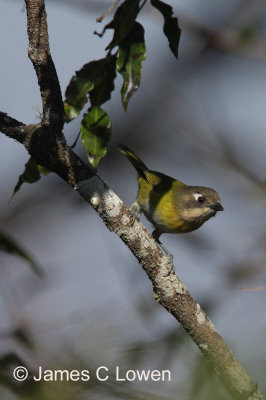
[156,240,174,276]
[163,251,174,276]
[129,201,141,225]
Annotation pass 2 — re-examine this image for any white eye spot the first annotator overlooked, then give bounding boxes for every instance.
[193,193,205,203]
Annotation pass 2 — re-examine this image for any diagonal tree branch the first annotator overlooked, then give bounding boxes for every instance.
[0,1,264,399]
[77,178,264,400]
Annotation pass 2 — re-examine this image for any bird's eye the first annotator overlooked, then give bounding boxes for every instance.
[193,193,205,203]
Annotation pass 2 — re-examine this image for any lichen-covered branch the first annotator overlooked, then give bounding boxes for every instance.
[76,178,263,400]
[0,1,264,399]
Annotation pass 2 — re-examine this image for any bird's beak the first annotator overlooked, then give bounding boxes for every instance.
[211,203,224,212]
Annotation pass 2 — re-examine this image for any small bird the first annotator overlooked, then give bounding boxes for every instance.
[118,145,224,268]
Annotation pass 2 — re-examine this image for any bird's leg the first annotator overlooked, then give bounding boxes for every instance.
[129,200,141,223]
[152,229,174,276]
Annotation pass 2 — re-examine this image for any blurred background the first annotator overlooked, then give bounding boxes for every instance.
[0,0,266,399]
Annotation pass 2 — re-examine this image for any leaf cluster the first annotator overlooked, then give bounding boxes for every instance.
[64,0,181,169]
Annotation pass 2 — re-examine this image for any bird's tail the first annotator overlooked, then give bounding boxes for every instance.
[117,144,148,177]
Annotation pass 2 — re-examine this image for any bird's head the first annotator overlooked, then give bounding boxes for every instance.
[178,186,224,228]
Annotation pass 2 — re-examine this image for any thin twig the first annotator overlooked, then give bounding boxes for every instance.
[96,0,121,23]
[240,285,266,291]
[70,130,81,149]
[140,0,147,12]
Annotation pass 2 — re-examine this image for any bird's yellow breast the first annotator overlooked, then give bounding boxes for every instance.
[137,177,194,233]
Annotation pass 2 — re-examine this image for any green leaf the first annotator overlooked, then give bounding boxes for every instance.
[11,158,49,200]
[150,0,181,58]
[0,230,42,276]
[89,55,117,107]
[117,22,146,111]
[64,56,117,122]
[95,0,141,50]
[80,107,111,169]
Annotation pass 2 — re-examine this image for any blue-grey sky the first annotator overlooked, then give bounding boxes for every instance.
[0,0,266,397]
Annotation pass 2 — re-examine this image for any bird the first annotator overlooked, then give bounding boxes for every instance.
[118,144,224,272]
